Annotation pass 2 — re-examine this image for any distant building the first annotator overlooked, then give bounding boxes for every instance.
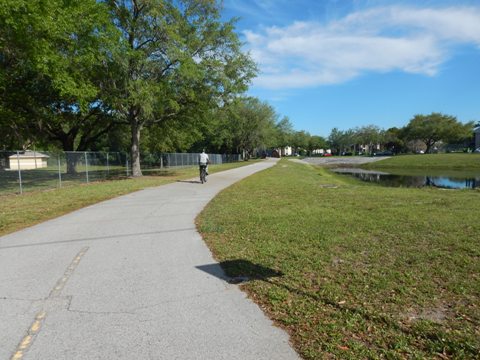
[271,149,280,158]
[281,146,293,156]
[475,126,480,149]
[312,149,331,155]
[9,151,49,170]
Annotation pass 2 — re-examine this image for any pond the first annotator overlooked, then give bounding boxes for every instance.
[332,168,480,189]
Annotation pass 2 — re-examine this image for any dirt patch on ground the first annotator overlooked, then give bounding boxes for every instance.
[404,305,450,323]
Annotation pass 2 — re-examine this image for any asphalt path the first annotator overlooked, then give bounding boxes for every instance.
[0,158,300,360]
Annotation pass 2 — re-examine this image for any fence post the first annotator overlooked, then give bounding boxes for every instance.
[58,155,62,188]
[84,152,89,183]
[160,154,163,169]
[106,152,110,177]
[126,157,129,177]
[16,151,23,194]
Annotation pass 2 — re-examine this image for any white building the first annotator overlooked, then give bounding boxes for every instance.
[9,151,49,170]
[281,146,293,156]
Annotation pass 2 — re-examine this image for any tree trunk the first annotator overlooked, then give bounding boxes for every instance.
[130,117,143,177]
[66,155,78,174]
[61,136,78,174]
[425,140,435,154]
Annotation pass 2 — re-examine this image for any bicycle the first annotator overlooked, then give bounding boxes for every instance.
[199,165,207,184]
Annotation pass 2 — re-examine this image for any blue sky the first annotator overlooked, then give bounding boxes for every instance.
[222,0,480,137]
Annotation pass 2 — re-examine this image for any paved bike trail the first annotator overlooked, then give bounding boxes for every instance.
[0,158,300,360]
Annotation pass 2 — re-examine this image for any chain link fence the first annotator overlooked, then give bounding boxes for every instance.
[0,151,241,195]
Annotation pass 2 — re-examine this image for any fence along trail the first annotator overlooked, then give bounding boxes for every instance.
[0,151,241,195]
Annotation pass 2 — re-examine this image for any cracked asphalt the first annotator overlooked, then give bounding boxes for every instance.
[0,158,299,360]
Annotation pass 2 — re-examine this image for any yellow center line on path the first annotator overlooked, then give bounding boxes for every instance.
[10,247,89,360]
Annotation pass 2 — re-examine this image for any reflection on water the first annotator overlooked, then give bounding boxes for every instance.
[333,168,480,189]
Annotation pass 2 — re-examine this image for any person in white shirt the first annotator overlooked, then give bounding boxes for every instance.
[198,150,209,181]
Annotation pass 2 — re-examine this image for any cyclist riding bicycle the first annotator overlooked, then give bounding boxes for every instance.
[198,150,209,183]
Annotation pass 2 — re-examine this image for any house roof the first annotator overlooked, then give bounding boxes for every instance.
[474,126,480,133]
[9,151,50,159]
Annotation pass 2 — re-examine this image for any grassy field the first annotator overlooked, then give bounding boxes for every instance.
[362,153,480,171]
[197,159,480,359]
[0,161,255,237]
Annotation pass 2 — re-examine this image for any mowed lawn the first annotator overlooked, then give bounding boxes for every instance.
[362,153,480,171]
[197,160,480,359]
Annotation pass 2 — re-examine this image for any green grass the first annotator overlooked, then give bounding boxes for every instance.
[363,153,480,171]
[1,162,245,195]
[197,159,480,359]
[0,167,128,195]
[0,161,256,237]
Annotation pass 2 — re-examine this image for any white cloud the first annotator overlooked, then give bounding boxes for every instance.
[245,6,480,89]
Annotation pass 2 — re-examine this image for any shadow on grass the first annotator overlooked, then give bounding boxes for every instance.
[198,259,477,355]
[142,169,179,176]
[196,259,283,284]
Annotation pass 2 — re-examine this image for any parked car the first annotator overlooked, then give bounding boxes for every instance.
[373,150,393,156]
[474,147,480,153]
[323,153,332,157]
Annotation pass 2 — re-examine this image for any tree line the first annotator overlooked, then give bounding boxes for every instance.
[228,111,476,158]
[326,113,476,156]
[1,1,477,177]
[1,0,267,175]
[0,0,330,172]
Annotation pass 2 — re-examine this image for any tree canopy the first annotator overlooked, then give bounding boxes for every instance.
[0,0,119,156]
[105,0,256,175]
[404,113,474,153]
[1,0,256,174]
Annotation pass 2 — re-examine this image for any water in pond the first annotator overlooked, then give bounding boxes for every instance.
[333,168,480,189]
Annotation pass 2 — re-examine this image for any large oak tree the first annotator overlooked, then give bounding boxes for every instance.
[1,0,119,163]
[405,113,474,153]
[105,0,256,176]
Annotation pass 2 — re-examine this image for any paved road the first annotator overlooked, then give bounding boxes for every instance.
[0,159,300,360]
